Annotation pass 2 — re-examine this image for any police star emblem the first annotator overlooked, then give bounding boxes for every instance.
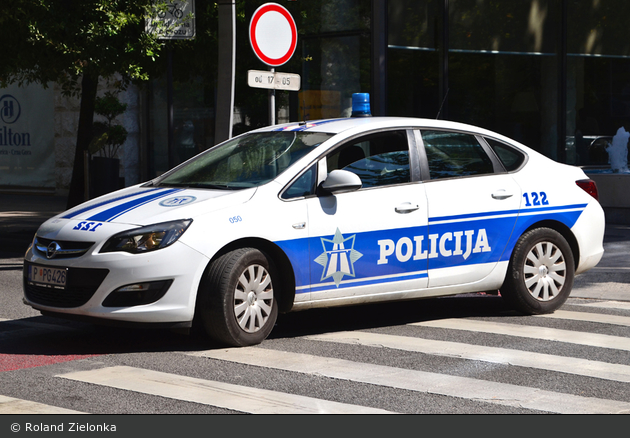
[314,228,363,287]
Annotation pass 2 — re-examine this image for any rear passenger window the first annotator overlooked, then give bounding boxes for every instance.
[421,131,494,180]
[485,138,526,171]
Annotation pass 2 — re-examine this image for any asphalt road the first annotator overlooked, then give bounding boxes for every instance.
[1,267,630,417]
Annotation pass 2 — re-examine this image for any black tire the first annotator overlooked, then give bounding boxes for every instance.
[500,228,575,315]
[197,248,278,346]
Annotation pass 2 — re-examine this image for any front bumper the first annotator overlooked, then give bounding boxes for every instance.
[23,241,210,324]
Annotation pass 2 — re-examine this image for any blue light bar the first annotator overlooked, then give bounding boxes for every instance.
[351,93,371,117]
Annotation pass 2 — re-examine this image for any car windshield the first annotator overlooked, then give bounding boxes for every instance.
[155,131,333,189]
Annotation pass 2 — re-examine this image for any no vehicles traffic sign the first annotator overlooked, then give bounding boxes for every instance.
[249,3,297,67]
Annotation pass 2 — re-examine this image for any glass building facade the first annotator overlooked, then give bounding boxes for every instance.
[140,0,630,179]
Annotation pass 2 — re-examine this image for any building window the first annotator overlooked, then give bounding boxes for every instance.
[566,0,630,168]
[388,1,563,160]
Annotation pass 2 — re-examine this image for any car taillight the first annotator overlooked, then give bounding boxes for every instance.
[576,179,599,201]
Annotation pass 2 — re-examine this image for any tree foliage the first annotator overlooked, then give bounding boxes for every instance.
[0,0,173,207]
[0,0,166,95]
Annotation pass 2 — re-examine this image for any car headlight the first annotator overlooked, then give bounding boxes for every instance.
[100,219,192,254]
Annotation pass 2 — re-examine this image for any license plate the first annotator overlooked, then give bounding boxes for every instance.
[28,265,68,289]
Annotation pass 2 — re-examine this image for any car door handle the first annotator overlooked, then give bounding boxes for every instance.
[395,203,420,214]
[491,190,513,200]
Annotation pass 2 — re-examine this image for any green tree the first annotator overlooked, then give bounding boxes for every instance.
[0,0,171,208]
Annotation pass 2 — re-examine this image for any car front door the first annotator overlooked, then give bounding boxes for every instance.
[304,129,430,304]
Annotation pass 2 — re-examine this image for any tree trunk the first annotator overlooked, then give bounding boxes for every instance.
[66,72,99,210]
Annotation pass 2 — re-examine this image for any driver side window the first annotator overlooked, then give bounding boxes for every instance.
[327,130,411,188]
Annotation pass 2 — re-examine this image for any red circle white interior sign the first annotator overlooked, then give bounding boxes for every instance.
[249,3,297,67]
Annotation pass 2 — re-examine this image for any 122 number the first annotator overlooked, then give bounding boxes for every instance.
[523,192,549,207]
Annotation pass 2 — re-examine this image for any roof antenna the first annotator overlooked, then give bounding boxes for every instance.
[436,88,449,119]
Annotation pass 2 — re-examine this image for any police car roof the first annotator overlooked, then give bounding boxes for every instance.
[251,117,515,142]
[246,116,538,158]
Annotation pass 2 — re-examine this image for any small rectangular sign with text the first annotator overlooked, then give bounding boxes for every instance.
[247,70,301,91]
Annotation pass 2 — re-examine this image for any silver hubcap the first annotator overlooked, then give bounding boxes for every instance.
[233,264,274,333]
[523,241,566,301]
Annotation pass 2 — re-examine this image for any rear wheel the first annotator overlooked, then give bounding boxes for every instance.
[500,228,574,314]
[197,248,278,346]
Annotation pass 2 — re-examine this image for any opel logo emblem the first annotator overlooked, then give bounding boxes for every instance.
[46,241,61,259]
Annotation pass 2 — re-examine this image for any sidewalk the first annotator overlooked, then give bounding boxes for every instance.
[0,193,68,257]
[1,192,629,300]
[571,223,630,302]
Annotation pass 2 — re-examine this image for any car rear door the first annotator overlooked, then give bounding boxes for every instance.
[416,129,523,288]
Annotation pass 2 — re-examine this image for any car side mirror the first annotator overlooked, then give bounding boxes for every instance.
[319,169,362,195]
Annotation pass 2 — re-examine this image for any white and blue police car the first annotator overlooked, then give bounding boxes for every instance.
[23,102,605,346]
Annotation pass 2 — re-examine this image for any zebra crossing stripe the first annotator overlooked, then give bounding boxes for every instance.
[306,331,630,383]
[535,309,630,327]
[189,347,630,414]
[411,318,630,351]
[0,395,84,414]
[571,300,630,311]
[57,366,394,414]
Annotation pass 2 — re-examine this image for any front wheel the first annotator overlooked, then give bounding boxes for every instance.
[197,248,278,346]
[500,228,575,314]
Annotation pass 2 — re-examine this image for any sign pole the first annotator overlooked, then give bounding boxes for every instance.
[167,44,175,168]
[269,68,275,126]
[215,0,236,143]
[146,1,196,164]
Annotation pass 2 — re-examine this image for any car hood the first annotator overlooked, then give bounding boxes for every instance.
[36,186,257,241]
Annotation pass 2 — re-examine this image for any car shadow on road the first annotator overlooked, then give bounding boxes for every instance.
[269,293,520,341]
[0,294,520,357]
[0,316,216,357]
